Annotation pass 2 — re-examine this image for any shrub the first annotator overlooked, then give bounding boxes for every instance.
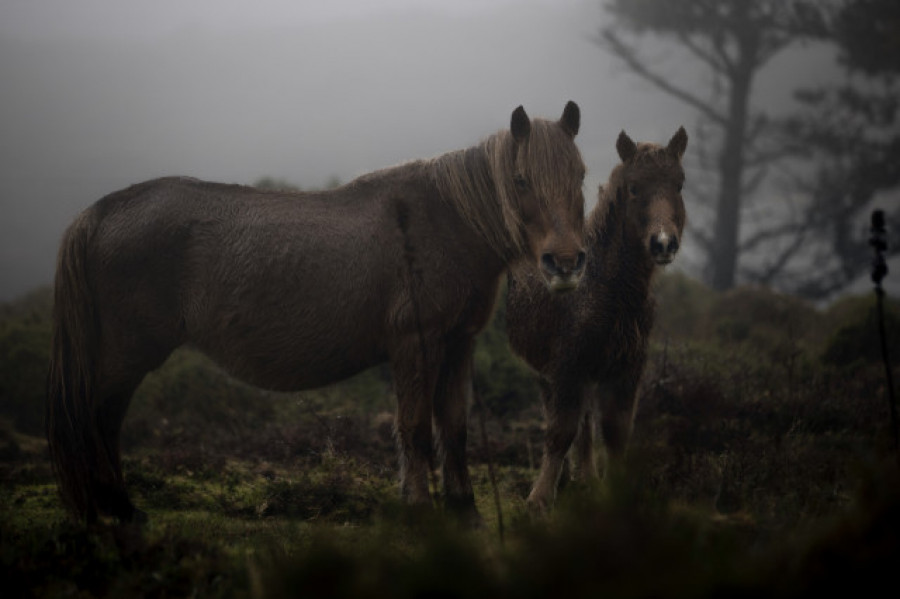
[0,289,52,435]
[821,297,900,368]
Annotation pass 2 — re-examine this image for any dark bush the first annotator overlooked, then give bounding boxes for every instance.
[821,299,900,368]
[0,289,52,435]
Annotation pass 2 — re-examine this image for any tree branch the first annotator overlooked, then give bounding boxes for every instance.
[742,164,769,197]
[689,182,718,209]
[675,30,729,73]
[749,228,810,285]
[739,217,810,254]
[686,222,714,253]
[599,29,728,126]
[710,28,736,75]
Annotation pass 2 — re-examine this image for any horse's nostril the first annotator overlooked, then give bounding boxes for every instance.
[541,253,557,273]
[575,251,586,272]
[667,237,679,254]
[650,236,665,255]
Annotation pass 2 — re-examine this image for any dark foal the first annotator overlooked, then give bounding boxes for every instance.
[507,127,688,511]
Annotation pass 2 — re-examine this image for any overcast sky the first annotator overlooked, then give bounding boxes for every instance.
[0,0,888,302]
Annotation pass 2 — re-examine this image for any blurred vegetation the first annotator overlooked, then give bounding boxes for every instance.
[0,288,52,436]
[1,271,899,597]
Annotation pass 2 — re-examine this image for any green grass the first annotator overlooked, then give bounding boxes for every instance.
[3,277,900,597]
[3,428,899,599]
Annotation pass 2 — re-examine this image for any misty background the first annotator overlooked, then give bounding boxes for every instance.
[0,0,894,302]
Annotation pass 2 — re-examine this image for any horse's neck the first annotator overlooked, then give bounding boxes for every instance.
[430,145,520,264]
[588,184,655,310]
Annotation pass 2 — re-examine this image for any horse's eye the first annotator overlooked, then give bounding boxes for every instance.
[628,183,638,196]
[676,182,683,193]
[514,174,530,190]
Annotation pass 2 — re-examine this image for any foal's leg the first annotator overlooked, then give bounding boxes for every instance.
[432,336,480,524]
[571,393,597,483]
[597,369,641,481]
[527,377,584,512]
[390,340,443,506]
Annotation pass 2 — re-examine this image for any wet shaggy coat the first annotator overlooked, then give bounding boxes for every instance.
[506,127,687,510]
[46,103,587,524]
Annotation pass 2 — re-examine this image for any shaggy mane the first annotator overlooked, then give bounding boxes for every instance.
[428,119,585,261]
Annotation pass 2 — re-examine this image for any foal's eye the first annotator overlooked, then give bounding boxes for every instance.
[628,183,638,196]
[514,174,530,191]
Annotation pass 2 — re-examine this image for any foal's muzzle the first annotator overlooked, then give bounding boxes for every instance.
[650,231,679,265]
[540,250,587,292]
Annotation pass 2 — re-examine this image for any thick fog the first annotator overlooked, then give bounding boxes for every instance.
[0,0,875,302]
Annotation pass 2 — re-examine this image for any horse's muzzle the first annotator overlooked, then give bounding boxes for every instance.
[541,251,586,293]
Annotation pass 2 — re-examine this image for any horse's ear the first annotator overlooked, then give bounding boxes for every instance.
[559,100,580,137]
[616,130,637,163]
[511,106,531,143]
[667,126,688,160]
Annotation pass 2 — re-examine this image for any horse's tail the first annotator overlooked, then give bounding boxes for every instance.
[45,209,107,522]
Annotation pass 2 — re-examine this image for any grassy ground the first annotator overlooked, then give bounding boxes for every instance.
[2,274,899,597]
[3,422,899,598]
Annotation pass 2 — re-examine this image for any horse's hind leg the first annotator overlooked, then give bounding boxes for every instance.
[432,336,480,525]
[91,340,173,523]
[92,381,144,523]
[527,378,584,512]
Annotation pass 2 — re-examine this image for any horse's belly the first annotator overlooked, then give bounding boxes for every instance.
[200,341,385,392]
[189,313,388,392]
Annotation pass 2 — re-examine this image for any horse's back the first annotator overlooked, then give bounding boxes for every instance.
[80,176,397,387]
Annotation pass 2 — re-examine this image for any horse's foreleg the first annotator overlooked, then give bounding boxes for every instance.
[527,378,583,512]
[432,337,480,525]
[391,341,442,507]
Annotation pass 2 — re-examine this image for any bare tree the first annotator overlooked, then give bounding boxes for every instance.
[765,0,900,299]
[598,0,826,290]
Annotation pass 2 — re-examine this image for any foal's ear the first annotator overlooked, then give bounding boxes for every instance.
[616,130,637,163]
[559,100,580,137]
[667,126,688,160]
[511,106,531,143]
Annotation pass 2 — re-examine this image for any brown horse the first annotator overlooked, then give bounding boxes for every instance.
[46,102,588,524]
[506,127,687,511]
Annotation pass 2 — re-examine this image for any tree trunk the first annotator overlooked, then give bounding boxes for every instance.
[710,27,756,291]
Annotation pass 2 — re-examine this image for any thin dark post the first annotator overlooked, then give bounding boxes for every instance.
[472,374,505,544]
[870,209,897,454]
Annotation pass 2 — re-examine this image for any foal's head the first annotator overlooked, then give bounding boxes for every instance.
[508,101,587,292]
[614,127,688,266]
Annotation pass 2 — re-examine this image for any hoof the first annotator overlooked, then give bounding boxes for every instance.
[130,508,149,524]
[525,494,552,518]
[455,506,485,530]
[118,506,148,525]
[444,494,483,529]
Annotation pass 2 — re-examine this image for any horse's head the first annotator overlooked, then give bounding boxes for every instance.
[615,127,687,266]
[509,101,587,293]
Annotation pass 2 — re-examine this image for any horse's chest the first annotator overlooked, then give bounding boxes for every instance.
[399,273,498,338]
